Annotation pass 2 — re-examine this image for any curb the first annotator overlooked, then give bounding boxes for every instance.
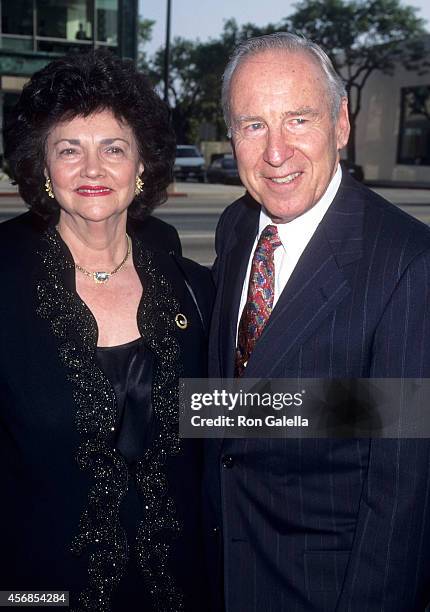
[167,181,187,197]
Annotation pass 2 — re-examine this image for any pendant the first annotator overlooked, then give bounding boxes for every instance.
[93,271,110,283]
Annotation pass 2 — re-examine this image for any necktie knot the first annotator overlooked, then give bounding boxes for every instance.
[257,224,282,254]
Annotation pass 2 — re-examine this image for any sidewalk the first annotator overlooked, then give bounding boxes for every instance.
[0,178,19,195]
[176,182,430,206]
[170,181,430,206]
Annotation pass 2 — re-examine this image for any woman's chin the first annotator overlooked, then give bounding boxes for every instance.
[60,203,128,225]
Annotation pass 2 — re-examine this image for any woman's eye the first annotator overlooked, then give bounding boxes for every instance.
[106,146,124,155]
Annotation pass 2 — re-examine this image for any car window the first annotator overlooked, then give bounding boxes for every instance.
[176,147,200,158]
[222,158,237,169]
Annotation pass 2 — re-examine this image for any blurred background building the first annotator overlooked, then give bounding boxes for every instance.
[355,35,430,186]
[0,0,138,154]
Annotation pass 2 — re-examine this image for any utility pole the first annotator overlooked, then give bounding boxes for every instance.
[163,0,171,105]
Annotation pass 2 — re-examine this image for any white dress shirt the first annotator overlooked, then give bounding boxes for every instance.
[237,165,343,340]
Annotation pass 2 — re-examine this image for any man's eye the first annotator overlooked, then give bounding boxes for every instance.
[241,122,265,135]
[248,122,264,131]
[59,148,77,156]
[293,118,307,125]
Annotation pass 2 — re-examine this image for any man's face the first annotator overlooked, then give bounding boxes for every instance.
[229,49,350,223]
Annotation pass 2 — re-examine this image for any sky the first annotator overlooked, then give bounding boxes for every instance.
[139,0,430,57]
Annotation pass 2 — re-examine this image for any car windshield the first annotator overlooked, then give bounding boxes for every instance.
[176,147,200,158]
[222,158,237,169]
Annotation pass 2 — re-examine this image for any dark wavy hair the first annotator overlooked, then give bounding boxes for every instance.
[4,49,175,219]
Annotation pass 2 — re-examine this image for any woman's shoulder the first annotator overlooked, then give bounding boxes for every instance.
[127,215,182,255]
[0,212,48,257]
[170,254,215,331]
[173,254,212,288]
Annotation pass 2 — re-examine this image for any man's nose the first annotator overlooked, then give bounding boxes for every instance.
[81,150,105,178]
[263,129,294,166]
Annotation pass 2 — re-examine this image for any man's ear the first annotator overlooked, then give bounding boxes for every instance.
[336,98,350,151]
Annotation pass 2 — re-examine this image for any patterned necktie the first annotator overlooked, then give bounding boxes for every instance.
[235,224,282,377]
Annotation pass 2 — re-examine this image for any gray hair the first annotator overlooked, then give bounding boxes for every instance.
[222,32,347,133]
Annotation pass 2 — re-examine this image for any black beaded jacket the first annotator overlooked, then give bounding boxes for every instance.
[0,212,214,612]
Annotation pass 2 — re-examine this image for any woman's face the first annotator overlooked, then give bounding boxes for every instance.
[45,110,144,224]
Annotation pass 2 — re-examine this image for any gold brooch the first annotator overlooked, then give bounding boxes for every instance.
[175,313,188,330]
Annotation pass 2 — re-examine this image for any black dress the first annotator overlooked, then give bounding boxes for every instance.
[0,212,214,612]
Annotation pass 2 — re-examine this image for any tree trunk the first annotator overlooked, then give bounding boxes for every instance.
[171,109,188,143]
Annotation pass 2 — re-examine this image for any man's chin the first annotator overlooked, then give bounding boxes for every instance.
[261,198,314,224]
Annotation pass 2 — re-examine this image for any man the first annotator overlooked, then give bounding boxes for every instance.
[205,33,430,611]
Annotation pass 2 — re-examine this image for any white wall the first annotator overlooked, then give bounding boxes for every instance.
[355,53,430,184]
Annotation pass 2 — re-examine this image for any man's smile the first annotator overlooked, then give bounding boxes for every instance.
[268,172,302,184]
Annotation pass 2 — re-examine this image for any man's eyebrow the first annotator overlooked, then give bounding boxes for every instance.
[233,107,319,124]
[284,107,319,117]
[234,115,265,123]
[53,137,130,145]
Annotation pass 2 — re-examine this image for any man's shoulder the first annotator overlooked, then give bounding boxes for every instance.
[225,191,259,215]
[337,175,430,255]
[216,191,259,232]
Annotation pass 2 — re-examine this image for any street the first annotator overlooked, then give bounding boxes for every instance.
[1,181,430,266]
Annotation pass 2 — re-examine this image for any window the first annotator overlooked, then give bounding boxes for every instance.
[176,147,201,158]
[1,0,33,36]
[398,86,430,166]
[0,0,120,54]
[36,0,92,41]
[96,0,118,44]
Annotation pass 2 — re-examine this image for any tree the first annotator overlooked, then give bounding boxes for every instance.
[285,0,428,163]
[148,19,281,143]
[137,18,155,72]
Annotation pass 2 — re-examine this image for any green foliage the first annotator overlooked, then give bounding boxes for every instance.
[286,0,426,102]
[141,18,285,142]
[139,2,428,152]
[137,18,155,72]
[285,0,428,161]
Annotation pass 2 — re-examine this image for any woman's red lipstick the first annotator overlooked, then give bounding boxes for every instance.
[75,185,112,197]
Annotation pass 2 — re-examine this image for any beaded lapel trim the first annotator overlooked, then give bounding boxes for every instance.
[36,228,184,612]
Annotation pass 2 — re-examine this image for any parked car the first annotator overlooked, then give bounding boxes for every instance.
[174,145,206,182]
[206,155,242,185]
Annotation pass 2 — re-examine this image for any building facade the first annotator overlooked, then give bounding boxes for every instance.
[0,0,138,154]
[355,35,430,186]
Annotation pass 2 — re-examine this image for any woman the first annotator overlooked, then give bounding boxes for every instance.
[0,51,213,612]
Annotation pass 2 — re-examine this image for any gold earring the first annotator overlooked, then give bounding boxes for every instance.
[45,177,55,199]
[135,175,144,196]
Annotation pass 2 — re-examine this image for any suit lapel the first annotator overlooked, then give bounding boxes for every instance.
[243,176,366,378]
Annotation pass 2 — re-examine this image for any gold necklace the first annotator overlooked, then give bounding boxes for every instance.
[75,234,132,284]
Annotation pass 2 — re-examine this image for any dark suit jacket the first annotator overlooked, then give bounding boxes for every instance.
[0,212,213,612]
[205,174,430,611]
